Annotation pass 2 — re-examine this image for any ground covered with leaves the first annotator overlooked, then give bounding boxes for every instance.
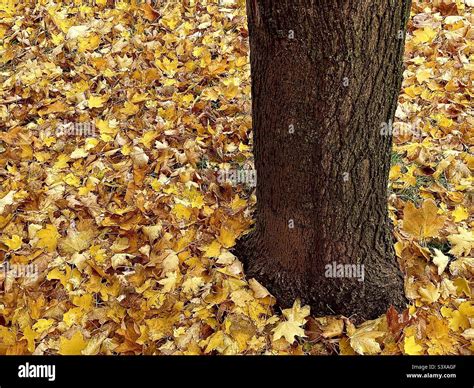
[0,0,472,355]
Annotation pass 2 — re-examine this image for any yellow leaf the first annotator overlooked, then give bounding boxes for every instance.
[182,276,204,296]
[204,331,226,353]
[402,199,446,238]
[349,319,384,355]
[272,300,309,343]
[140,131,157,148]
[59,229,94,254]
[404,335,424,355]
[416,68,432,84]
[21,326,38,353]
[66,25,89,40]
[158,271,178,293]
[426,317,456,355]
[248,278,270,299]
[282,299,310,324]
[454,277,471,297]
[73,294,93,310]
[96,119,117,141]
[47,267,71,287]
[78,34,100,52]
[230,195,247,212]
[442,307,470,332]
[448,228,473,257]
[36,224,60,252]
[419,282,440,304]
[339,337,357,355]
[70,147,89,159]
[120,101,139,116]
[161,13,180,30]
[63,173,81,187]
[389,165,402,180]
[162,251,179,274]
[272,320,306,343]
[203,240,221,258]
[54,154,70,169]
[172,203,192,221]
[142,224,162,243]
[412,27,437,45]
[452,206,468,222]
[2,234,22,251]
[32,319,55,334]
[87,95,107,108]
[0,190,15,214]
[186,188,205,209]
[437,115,453,129]
[59,331,88,355]
[38,101,68,116]
[63,307,84,327]
[432,248,449,275]
[218,227,237,248]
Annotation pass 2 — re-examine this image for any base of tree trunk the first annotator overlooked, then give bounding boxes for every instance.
[239,0,412,323]
[235,230,408,323]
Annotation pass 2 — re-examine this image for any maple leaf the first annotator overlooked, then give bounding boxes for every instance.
[282,299,310,324]
[110,254,132,270]
[59,229,94,254]
[272,300,309,343]
[182,276,205,296]
[36,224,60,252]
[451,206,468,222]
[402,199,446,238]
[453,277,471,297]
[120,101,139,116]
[70,147,89,159]
[204,331,228,354]
[272,321,306,343]
[349,319,385,355]
[158,271,178,293]
[78,34,100,52]
[218,226,238,248]
[1,234,22,251]
[412,27,437,45]
[418,282,440,304]
[32,319,55,334]
[21,326,39,353]
[404,335,424,355]
[441,306,470,332]
[203,240,222,258]
[59,331,88,355]
[63,173,81,187]
[172,203,192,221]
[426,317,457,355]
[448,227,473,257]
[142,224,162,242]
[162,251,179,274]
[87,95,107,108]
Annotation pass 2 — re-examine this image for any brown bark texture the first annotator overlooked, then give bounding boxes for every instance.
[236,0,412,321]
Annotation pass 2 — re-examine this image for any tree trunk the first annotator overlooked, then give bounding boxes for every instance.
[237,0,411,321]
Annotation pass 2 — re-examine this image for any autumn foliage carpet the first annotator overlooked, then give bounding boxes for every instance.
[0,0,472,355]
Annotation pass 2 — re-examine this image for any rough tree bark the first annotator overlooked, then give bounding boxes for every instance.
[236,0,412,321]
